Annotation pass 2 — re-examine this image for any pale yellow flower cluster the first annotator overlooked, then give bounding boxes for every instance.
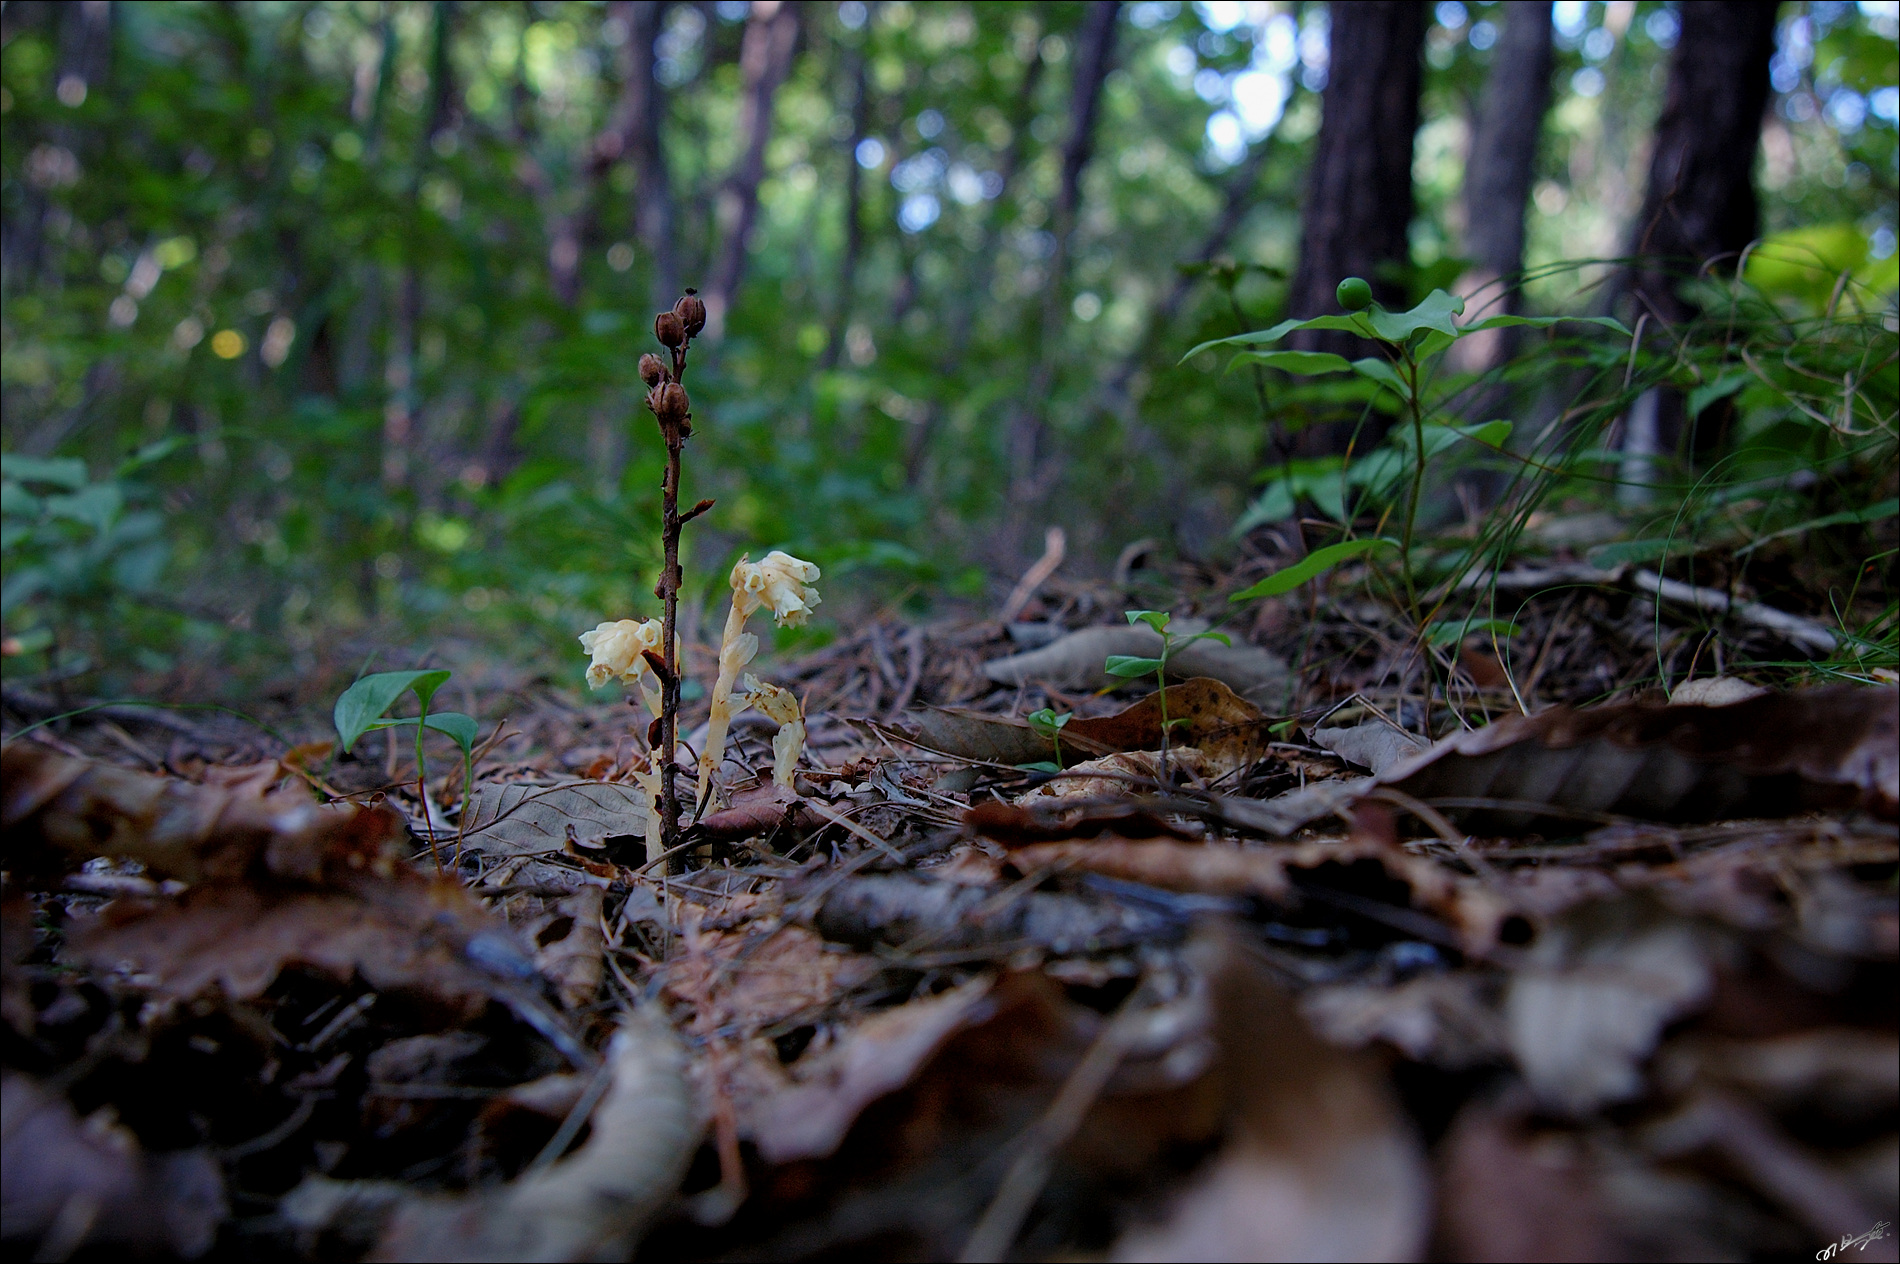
[578,617,680,723]
[742,675,805,788]
[729,550,822,627]
[699,551,821,804]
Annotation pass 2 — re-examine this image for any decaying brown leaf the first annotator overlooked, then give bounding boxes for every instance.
[282,1008,699,1263]
[70,880,540,1023]
[983,625,1290,709]
[2,744,407,884]
[1,1071,226,1259]
[895,678,1273,775]
[459,780,650,855]
[1112,927,1430,1262]
[1382,684,1899,830]
[965,797,1201,845]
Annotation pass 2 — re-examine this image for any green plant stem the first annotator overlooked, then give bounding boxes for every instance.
[1399,350,1426,622]
[413,707,441,874]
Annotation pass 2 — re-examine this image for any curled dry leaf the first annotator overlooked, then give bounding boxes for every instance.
[70,881,537,1022]
[965,797,1202,845]
[745,975,997,1163]
[283,1008,699,1263]
[532,886,605,1011]
[1,1072,227,1259]
[1311,721,1428,776]
[1,744,407,885]
[1504,898,1727,1115]
[459,780,650,854]
[1381,684,1899,830]
[804,871,1187,956]
[1112,927,1429,1262]
[894,678,1272,775]
[983,626,1290,709]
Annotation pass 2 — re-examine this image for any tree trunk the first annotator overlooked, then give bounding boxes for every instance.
[602,2,679,312]
[705,0,802,337]
[1450,0,1552,373]
[820,15,873,374]
[1621,0,1779,478]
[1285,0,1426,455]
[1627,0,1780,323]
[1003,0,1120,513]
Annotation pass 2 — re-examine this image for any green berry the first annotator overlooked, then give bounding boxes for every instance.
[1336,277,1373,311]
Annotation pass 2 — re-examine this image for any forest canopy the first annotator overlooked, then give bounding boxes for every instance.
[1,0,1896,688]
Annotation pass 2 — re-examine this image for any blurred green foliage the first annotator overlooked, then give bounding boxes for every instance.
[1,0,1894,695]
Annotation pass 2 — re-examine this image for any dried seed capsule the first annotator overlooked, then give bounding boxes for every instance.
[638,353,666,387]
[654,381,689,428]
[655,310,685,348]
[673,290,706,338]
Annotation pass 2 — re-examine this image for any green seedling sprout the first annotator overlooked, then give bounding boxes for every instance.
[1103,610,1229,781]
[1025,706,1073,773]
[334,668,479,870]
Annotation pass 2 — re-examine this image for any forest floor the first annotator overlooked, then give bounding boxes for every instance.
[3,545,1897,1262]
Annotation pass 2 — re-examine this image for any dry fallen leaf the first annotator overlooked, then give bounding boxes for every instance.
[1,1072,226,1259]
[983,626,1290,709]
[1112,927,1430,1262]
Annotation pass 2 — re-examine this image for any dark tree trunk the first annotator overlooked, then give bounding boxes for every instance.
[705,0,802,337]
[1004,0,1120,511]
[820,15,873,374]
[1627,1,1780,323]
[1453,0,1552,367]
[1285,0,1426,455]
[1622,1,1779,473]
[603,1,679,313]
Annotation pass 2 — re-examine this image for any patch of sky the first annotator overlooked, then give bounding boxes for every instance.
[1552,0,1587,48]
[898,194,939,234]
[1468,19,1496,50]
[855,137,886,169]
[1826,88,1867,132]
[890,148,946,193]
[1870,86,1899,122]
[1435,2,1466,29]
[1644,9,1679,46]
[1582,26,1615,61]
[1129,1,1182,30]
[1165,44,1197,80]
[838,0,867,31]
[917,109,944,139]
[1572,66,1605,98]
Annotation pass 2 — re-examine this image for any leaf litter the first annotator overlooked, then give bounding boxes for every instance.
[2,580,1896,1262]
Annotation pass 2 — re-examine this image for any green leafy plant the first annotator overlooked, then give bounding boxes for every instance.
[2,449,174,671]
[1104,610,1229,779]
[1189,279,1627,622]
[1023,706,1073,773]
[333,668,480,864]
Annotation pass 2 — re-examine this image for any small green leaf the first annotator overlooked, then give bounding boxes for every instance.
[1180,313,1373,362]
[1229,538,1398,602]
[1462,313,1630,337]
[1181,630,1232,647]
[1017,761,1063,774]
[1026,707,1072,738]
[1228,350,1354,375]
[1424,618,1522,647]
[1734,498,1898,557]
[0,455,89,490]
[1364,289,1465,344]
[422,711,480,752]
[1124,610,1170,634]
[1269,718,1299,736]
[1349,357,1407,396]
[1105,654,1165,678]
[334,669,454,754]
[1687,373,1749,418]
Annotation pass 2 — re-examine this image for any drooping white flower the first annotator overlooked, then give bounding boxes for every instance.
[742,675,805,788]
[729,550,822,628]
[579,618,664,689]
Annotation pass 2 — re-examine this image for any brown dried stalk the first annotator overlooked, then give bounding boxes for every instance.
[641,290,709,870]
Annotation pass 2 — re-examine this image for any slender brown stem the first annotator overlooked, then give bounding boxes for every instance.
[658,437,683,870]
